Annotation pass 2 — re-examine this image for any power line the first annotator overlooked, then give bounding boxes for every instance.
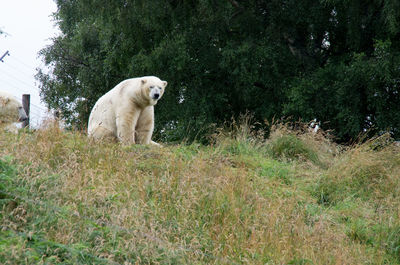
[0,51,41,94]
[29,105,47,114]
[0,66,40,92]
[0,79,48,125]
[5,59,36,80]
[0,78,49,113]
[10,54,38,71]
[0,77,31,95]
[31,104,48,113]
[0,51,48,112]
[0,52,50,127]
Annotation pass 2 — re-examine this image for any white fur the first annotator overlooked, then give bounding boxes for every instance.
[87,76,167,145]
[0,91,28,130]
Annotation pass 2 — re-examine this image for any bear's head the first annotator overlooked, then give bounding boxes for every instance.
[141,76,168,106]
[0,93,28,124]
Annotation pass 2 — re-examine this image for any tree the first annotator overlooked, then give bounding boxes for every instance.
[284,1,400,141]
[37,0,400,142]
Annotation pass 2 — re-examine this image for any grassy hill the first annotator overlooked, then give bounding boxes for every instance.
[0,121,399,264]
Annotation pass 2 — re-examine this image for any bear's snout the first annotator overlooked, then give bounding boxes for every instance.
[150,87,161,100]
[18,116,28,122]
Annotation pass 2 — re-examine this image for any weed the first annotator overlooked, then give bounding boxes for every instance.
[0,121,399,264]
[314,139,400,205]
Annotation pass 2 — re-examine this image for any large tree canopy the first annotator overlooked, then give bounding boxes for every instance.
[37,0,400,142]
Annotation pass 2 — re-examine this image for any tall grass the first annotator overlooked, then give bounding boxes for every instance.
[0,120,399,264]
[315,134,400,205]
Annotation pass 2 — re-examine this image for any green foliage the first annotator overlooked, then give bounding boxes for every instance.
[0,156,16,201]
[267,134,321,165]
[37,0,400,142]
[0,158,107,264]
[285,40,400,141]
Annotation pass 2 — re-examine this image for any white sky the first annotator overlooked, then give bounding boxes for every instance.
[0,0,59,128]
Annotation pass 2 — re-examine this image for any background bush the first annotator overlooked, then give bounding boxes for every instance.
[36,0,400,142]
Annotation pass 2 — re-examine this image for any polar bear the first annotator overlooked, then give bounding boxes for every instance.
[87,76,167,145]
[0,91,28,130]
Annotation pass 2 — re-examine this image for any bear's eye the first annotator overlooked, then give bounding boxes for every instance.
[150,86,154,89]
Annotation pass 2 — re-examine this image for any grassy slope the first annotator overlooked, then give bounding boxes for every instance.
[0,123,399,264]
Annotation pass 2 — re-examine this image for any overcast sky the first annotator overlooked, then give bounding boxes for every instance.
[0,0,59,127]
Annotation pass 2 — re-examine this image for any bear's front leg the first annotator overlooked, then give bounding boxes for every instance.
[135,107,155,145]
[116,111,140,144]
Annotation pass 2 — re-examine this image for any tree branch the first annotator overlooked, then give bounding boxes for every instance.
[227,0,240,8]
[53,40,90,68]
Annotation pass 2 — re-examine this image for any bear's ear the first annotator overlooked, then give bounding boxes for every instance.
[162,81,168,87]
[141,79,147,85]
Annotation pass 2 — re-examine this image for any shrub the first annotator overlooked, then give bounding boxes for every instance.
[315,137,400,205]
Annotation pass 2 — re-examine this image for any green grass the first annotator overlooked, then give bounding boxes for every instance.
[0,124,399,264]
[267,134,320,164]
